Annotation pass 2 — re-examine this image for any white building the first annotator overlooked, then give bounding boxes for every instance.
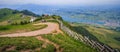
[30,17,36,22]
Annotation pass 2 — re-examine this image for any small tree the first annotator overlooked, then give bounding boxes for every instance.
[20,20,30,25]
[20,21,24,25]
[24,21,28,24]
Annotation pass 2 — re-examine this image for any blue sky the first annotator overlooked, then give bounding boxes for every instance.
[0,0,120,6]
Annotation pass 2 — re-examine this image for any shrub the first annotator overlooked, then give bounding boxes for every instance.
[20,21,30,25]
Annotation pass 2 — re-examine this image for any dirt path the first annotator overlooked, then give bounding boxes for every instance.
[36,36,63,52]
[0,22,62,37]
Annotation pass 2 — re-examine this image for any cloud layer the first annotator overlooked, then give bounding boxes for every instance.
[0,0,120,6]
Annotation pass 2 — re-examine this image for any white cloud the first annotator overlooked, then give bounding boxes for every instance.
[0,0,120,6]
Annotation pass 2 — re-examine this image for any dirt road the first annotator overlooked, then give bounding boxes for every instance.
[0,22,61,37]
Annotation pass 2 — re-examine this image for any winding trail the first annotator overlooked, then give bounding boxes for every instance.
[0,22,62,37]
[36,36,63,52]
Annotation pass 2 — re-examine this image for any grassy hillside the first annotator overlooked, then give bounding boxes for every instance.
[0,33,97,52]
[0,37,45,52]
[86,26,120,49]
[0,8,19,22]
[0,8,39,25]
[70,23,120,50]
[0,8,48,35]
[0,23,47,35]
[42,33,97,52]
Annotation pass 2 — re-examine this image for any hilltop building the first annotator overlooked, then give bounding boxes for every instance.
[30,17,36,22]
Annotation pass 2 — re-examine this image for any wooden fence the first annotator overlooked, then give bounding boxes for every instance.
[57,19,119,52]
